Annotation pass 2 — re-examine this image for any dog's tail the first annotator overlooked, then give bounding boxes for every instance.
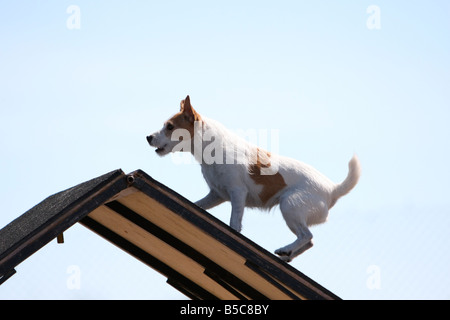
[332,154,361,204]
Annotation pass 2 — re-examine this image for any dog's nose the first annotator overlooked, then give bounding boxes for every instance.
[146,135,153,145]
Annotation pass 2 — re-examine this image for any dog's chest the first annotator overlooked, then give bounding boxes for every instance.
[200,163,249,199]
[201,164,230,193]
[200,163,269,206]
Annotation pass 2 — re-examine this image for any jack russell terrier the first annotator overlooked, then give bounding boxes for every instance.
[147,95,361,262]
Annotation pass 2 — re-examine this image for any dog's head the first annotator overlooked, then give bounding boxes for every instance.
[147,95,201,156]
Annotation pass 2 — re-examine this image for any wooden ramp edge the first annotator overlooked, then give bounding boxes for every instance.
[0,169,340,300]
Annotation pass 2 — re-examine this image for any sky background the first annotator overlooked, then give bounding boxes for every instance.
[1,1,449,300]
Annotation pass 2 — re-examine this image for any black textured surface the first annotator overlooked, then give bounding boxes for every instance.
[0,169,125,264]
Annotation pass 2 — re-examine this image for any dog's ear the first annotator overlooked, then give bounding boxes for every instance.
[180,95,190,110]
[180,97,186,111]
[181,95,197,123]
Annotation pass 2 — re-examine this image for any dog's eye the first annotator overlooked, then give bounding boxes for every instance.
[166,123,174,131]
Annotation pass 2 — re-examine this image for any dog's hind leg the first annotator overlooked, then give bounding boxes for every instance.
[275,225,313,262]
[275,193,314,262]
[289,239,314,260]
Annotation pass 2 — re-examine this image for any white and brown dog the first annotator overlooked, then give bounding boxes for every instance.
[147,95,361,262]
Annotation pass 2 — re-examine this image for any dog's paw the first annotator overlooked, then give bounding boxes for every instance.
[275,248,292,262]
[230,222,242,233]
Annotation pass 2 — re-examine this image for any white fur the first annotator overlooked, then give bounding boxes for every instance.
[148,105,361,262]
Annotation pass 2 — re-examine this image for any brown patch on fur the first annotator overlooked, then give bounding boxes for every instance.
[249,148,287,205]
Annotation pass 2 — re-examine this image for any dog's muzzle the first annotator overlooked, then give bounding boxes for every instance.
[147,135,167,155]
[146,135,153,145]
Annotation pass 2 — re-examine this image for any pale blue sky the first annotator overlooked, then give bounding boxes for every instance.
[1,1,449,299]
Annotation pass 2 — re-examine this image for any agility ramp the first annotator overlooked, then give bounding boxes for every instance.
[0,169,339,300]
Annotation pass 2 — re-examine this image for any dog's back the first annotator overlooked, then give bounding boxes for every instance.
[197,116,360,215]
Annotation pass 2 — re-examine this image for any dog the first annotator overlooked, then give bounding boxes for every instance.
[147,95,361,262]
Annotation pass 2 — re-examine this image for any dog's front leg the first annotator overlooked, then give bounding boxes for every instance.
[229,188,247,232]
[195,190,225,210]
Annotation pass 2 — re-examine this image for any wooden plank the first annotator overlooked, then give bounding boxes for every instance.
[106,186,139,203]
[130,170,339,300]
[245,260,303,300]
[118,192,295,300]
[104,200,268,300]
[81,216,218,300]
[203,269,250,300]
[88,205,238,300]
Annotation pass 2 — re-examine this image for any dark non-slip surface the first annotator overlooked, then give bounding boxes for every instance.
[0,169,126,275]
